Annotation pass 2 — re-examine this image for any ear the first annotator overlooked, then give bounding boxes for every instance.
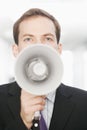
[12,44,19,57]
[57,43,62,54]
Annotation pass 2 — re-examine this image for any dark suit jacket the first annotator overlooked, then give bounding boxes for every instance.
[0,82,87,130]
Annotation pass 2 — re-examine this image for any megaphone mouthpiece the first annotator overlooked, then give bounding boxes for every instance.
[26,58,48,81]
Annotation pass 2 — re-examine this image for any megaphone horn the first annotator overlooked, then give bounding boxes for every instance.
[14,44,64,95]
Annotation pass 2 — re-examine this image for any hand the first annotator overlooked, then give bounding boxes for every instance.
[20,89,46,129]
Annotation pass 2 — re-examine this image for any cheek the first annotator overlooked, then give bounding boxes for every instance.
[18,43,29,52]
[47,43,58,49]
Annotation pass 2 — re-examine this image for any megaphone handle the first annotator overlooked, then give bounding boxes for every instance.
[32,119,40,130]
[34,111,41,120]
[32,111,40,129]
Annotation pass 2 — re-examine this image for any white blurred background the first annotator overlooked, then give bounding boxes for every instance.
[0,0,87,90]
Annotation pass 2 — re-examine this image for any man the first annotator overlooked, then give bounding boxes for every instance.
[0,8,87,130]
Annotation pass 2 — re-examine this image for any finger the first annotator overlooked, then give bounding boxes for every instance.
[30,97,46,106]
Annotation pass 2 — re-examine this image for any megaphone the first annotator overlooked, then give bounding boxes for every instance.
[14,44,63,96]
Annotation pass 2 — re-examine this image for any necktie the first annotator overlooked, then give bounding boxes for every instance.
[39,113,47,130]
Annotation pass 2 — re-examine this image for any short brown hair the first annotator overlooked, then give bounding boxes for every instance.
[13,8,61,44]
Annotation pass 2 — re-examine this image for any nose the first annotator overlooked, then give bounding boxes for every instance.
[35,36,44,44]
[35,38,42,44]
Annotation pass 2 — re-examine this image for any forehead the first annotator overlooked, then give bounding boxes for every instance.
[19,16,56,35]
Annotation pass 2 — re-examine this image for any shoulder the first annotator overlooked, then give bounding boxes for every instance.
[0,82,16,91]
[0,82,12,94]
[59,83,87,95]
[0,82,21,96]
[57,83,87,103]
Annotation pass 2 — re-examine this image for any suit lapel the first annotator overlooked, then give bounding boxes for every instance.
[7,82,21,120]
[49,84,75,130]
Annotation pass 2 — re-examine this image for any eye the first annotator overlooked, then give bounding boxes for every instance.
[46,37,53,41]
[46,37,51,40]
[24,37,31,42]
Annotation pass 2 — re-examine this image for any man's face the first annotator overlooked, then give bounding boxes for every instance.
[13,16,62,56]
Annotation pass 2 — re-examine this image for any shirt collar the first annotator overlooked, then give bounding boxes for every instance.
[46,89,56,103]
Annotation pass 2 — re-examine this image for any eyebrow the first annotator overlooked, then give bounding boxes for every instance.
[23,34,34,37]
[43,33,55,37]
[23,33,55,37]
